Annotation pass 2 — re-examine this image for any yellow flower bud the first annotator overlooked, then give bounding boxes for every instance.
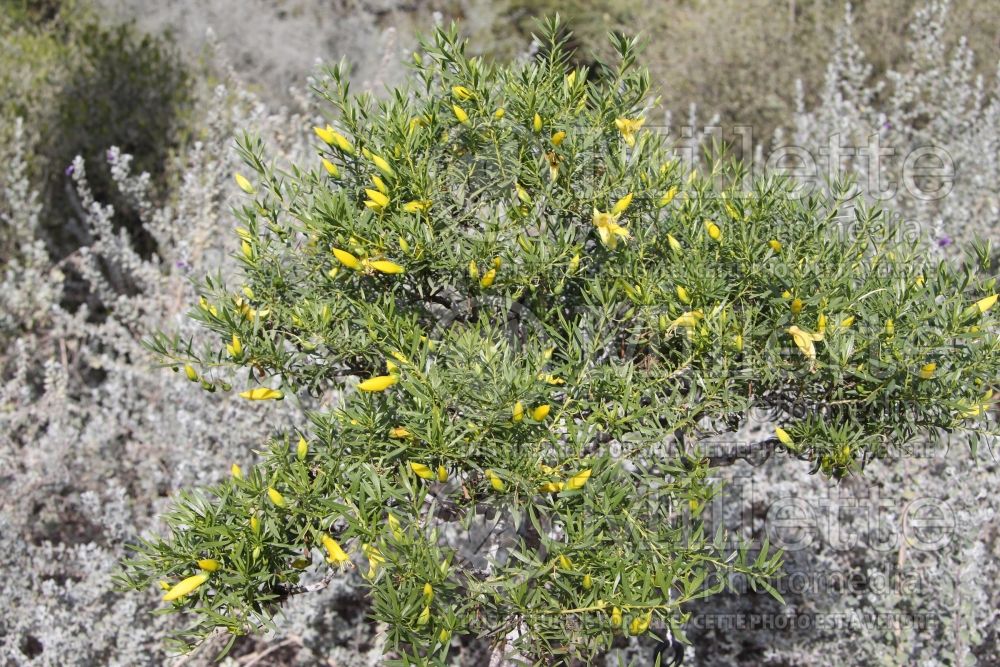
[162,573,209,602]
[409,462,435,480]
[184,364,198,382]
[387,513,403,540]
[557,554,572,570]
[402,199,432,214]
[676,285,691,304]
[583,574,593,590]
[368,260,405,275]
[296,436,308,461]
[791,298,804,315]
[769,239,782,252]
[611,192,634,216]
[840,315,855,328]
[357,375,398,392]
[512,401,525,422]
[451,85,473,100]
[775,427,793,446]
[423,582,434,602]
[531,404,550,421]
[919,362,937,380]
[611,607,622,628]
[389,427,411,439]
[267,487,286,508]
[659,186,678,207]
[566,468,591,490]
[667,234,682,254]
[479,268,496,288]
[569,253,581,272]
[493,107,505,119]
[231,463,242,479]
[197,559,221,572]
[234,173,255,194]
[250,516,260,533]
[705,220,722,241]
[370,153,395,179]
[439,628,452,643]
[333,248,361,270]
[452,104,469,124]
[239,387,283,401]
[485,470,505,492]
[364,189,390,213]
[321,158,339,177]
[533,113,542,132]
[417,605,431,626]
[158,580,171,591]
[468,260,479,280]
[551,130,566,146]
[437,465,449,482]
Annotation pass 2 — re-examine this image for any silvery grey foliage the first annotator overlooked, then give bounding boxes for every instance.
[784,0,1000,251]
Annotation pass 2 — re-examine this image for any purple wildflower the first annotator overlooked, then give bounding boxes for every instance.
[936,235,952,247]
[65,164,75,176]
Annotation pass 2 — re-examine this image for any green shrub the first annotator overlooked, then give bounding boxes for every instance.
[120,19,998,664]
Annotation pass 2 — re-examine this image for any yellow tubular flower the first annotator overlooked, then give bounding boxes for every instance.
[328,127,354,154]
[386,513,404,540]
[230,463,242,479]
[162,573,209,602]
[226,334,242,358]
[437,465,448,482]
[357,375,398,392]
[551,130,567,146]
[669,310,703,330]
[417,605,431,626]
[791,298,804,315]
[515,182,531,204]
[234,173,255,194]
[769,239,782,252]
[389,427,411,439]
[611,607,623,629]
[239,387,283,401]
[557,554,572,570]
[533,113,542,132]
[479,268,496,288]
[451,85,473,100]
[197,559,221,572]
[919,362,937,380]
[786,325,823,361]
[840,315,855,329]
[531,404,551,421]
[409,462,435,480]
[363,544,385,579]
[614,117,645,147]
[676,285,691,304]
[371,175,388,194]
[978,294,998,313]
[267,487,286,508]
[705,220,722,241]
[452,104,469,124]
[241,239,253,259]
[817,313,828,334]
[630,611,652,635]
[333,247,361,269]
[512,401,525,422]
[322,534,351,566]
[423,582,434,602]
[566,469,592,490]
[775,427,793,446]
[611,192,634,216]
[368,260,405,275]
[592,209,630,249]
[296,436,308,460]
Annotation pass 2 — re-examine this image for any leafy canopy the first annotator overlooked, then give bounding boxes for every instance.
[122,17,998,665]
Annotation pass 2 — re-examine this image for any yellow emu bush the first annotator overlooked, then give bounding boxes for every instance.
[122,18,998,665]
